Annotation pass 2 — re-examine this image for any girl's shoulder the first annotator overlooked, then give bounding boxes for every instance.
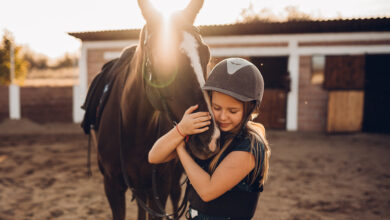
[231,135,252,152]
[231,133,260,153]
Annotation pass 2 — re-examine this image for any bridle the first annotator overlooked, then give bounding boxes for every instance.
[142,28,178,125]
[118,26,208,219]
[142,25,203,125]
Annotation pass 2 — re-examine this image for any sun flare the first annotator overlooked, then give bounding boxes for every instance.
[148,0,191,71]
[150,0,190,20]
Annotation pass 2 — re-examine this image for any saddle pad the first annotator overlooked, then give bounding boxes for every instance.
[81,58,118,134]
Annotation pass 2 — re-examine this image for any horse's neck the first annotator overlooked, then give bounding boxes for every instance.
[120,51,155,128]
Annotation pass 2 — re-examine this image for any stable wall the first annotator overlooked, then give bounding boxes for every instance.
[1,86,73,123]
[20,86,73,123]
[76,32,390,131]
[87,48,122,85]
[0,86,9,122]
[298,56,328,132]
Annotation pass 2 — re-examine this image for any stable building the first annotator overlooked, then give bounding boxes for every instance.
[69,18,390,133]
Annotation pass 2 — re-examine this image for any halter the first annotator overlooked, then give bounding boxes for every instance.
[118,26,204,219]
[142,26,178,124]
[142,25,203,123]
[142,48,178,89]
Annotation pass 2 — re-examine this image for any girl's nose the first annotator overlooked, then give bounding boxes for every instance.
[219,110,227,120]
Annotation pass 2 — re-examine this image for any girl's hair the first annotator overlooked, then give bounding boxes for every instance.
[208,101,271,186]
[247,120,270,185]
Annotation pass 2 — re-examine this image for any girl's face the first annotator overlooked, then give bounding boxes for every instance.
[211,91,244,132]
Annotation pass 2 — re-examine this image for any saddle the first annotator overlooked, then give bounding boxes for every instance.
[80,46,137,135]
[81,58,118,134]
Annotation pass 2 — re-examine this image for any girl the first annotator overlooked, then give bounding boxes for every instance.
[149,58,271,219]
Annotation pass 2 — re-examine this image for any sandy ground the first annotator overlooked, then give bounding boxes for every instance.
[0,119,389,220]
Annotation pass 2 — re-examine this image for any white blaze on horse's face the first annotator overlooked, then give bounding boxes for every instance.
[180,31,221,152]
[180,32,205,87]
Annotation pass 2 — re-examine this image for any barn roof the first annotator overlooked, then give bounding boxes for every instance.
[68,17,390,41]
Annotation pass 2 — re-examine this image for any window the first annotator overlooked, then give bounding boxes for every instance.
[311,55,325,85]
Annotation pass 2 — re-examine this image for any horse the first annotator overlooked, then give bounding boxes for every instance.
[88,0,221,219]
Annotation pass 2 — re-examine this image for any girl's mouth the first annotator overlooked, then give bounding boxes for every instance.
[218,122,230,128]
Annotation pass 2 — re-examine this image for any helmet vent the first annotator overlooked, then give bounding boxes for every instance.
[227,58,251,75]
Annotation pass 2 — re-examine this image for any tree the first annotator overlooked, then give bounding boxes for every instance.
[238,4,314,23]
[0,31,28,85]
[239,3,279,23]
[284,6,313,21]
[53,53,77,69]
[23,51,48,70]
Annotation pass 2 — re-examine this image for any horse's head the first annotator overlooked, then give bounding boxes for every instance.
[138,0,220,159]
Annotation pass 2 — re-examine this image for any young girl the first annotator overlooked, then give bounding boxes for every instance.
[148,58,271,219]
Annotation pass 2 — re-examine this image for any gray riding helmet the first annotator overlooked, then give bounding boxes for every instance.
[203,58,264,107]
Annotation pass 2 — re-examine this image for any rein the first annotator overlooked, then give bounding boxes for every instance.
[118,28,189,219]
[118,111,188,219]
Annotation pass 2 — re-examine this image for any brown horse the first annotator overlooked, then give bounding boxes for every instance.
[92,0,220,219]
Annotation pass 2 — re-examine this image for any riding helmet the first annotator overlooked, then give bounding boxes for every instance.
[203,58,264,107]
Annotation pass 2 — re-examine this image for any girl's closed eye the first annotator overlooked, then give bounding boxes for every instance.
[212,106,221,111]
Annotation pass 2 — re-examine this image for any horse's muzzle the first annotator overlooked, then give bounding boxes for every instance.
[187,124,220,160]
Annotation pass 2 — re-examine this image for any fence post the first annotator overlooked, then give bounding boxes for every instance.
[9,43,21,120]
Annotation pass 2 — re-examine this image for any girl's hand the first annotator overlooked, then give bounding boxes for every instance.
[178,105,211,136]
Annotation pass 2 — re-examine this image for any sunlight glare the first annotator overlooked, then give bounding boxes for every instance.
[150,0,190,20]
[148,0,187,76]
[154,21,178,80]
[155,25,178,79]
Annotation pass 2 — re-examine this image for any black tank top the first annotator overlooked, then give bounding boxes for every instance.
[187,131,265,219]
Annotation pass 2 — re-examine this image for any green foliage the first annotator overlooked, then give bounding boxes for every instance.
[284,6,313,21]
[23,52,48,70]
[23,50,77,71]
[0,31,28,85]
[53,53,77,69]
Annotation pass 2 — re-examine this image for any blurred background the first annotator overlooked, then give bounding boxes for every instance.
[0,0,390,219]
[1,0,390,132]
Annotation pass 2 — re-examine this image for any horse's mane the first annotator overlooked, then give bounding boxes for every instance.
[111,45,138,79]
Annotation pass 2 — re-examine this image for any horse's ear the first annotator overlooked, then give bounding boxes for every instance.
[183,0,204,24]
[137,0,161,24]
[139,26,146,47]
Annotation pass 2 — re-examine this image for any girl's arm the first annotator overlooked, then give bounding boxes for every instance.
[148,105,211,164]
[176,144,255,202]
[148,127,185,163]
